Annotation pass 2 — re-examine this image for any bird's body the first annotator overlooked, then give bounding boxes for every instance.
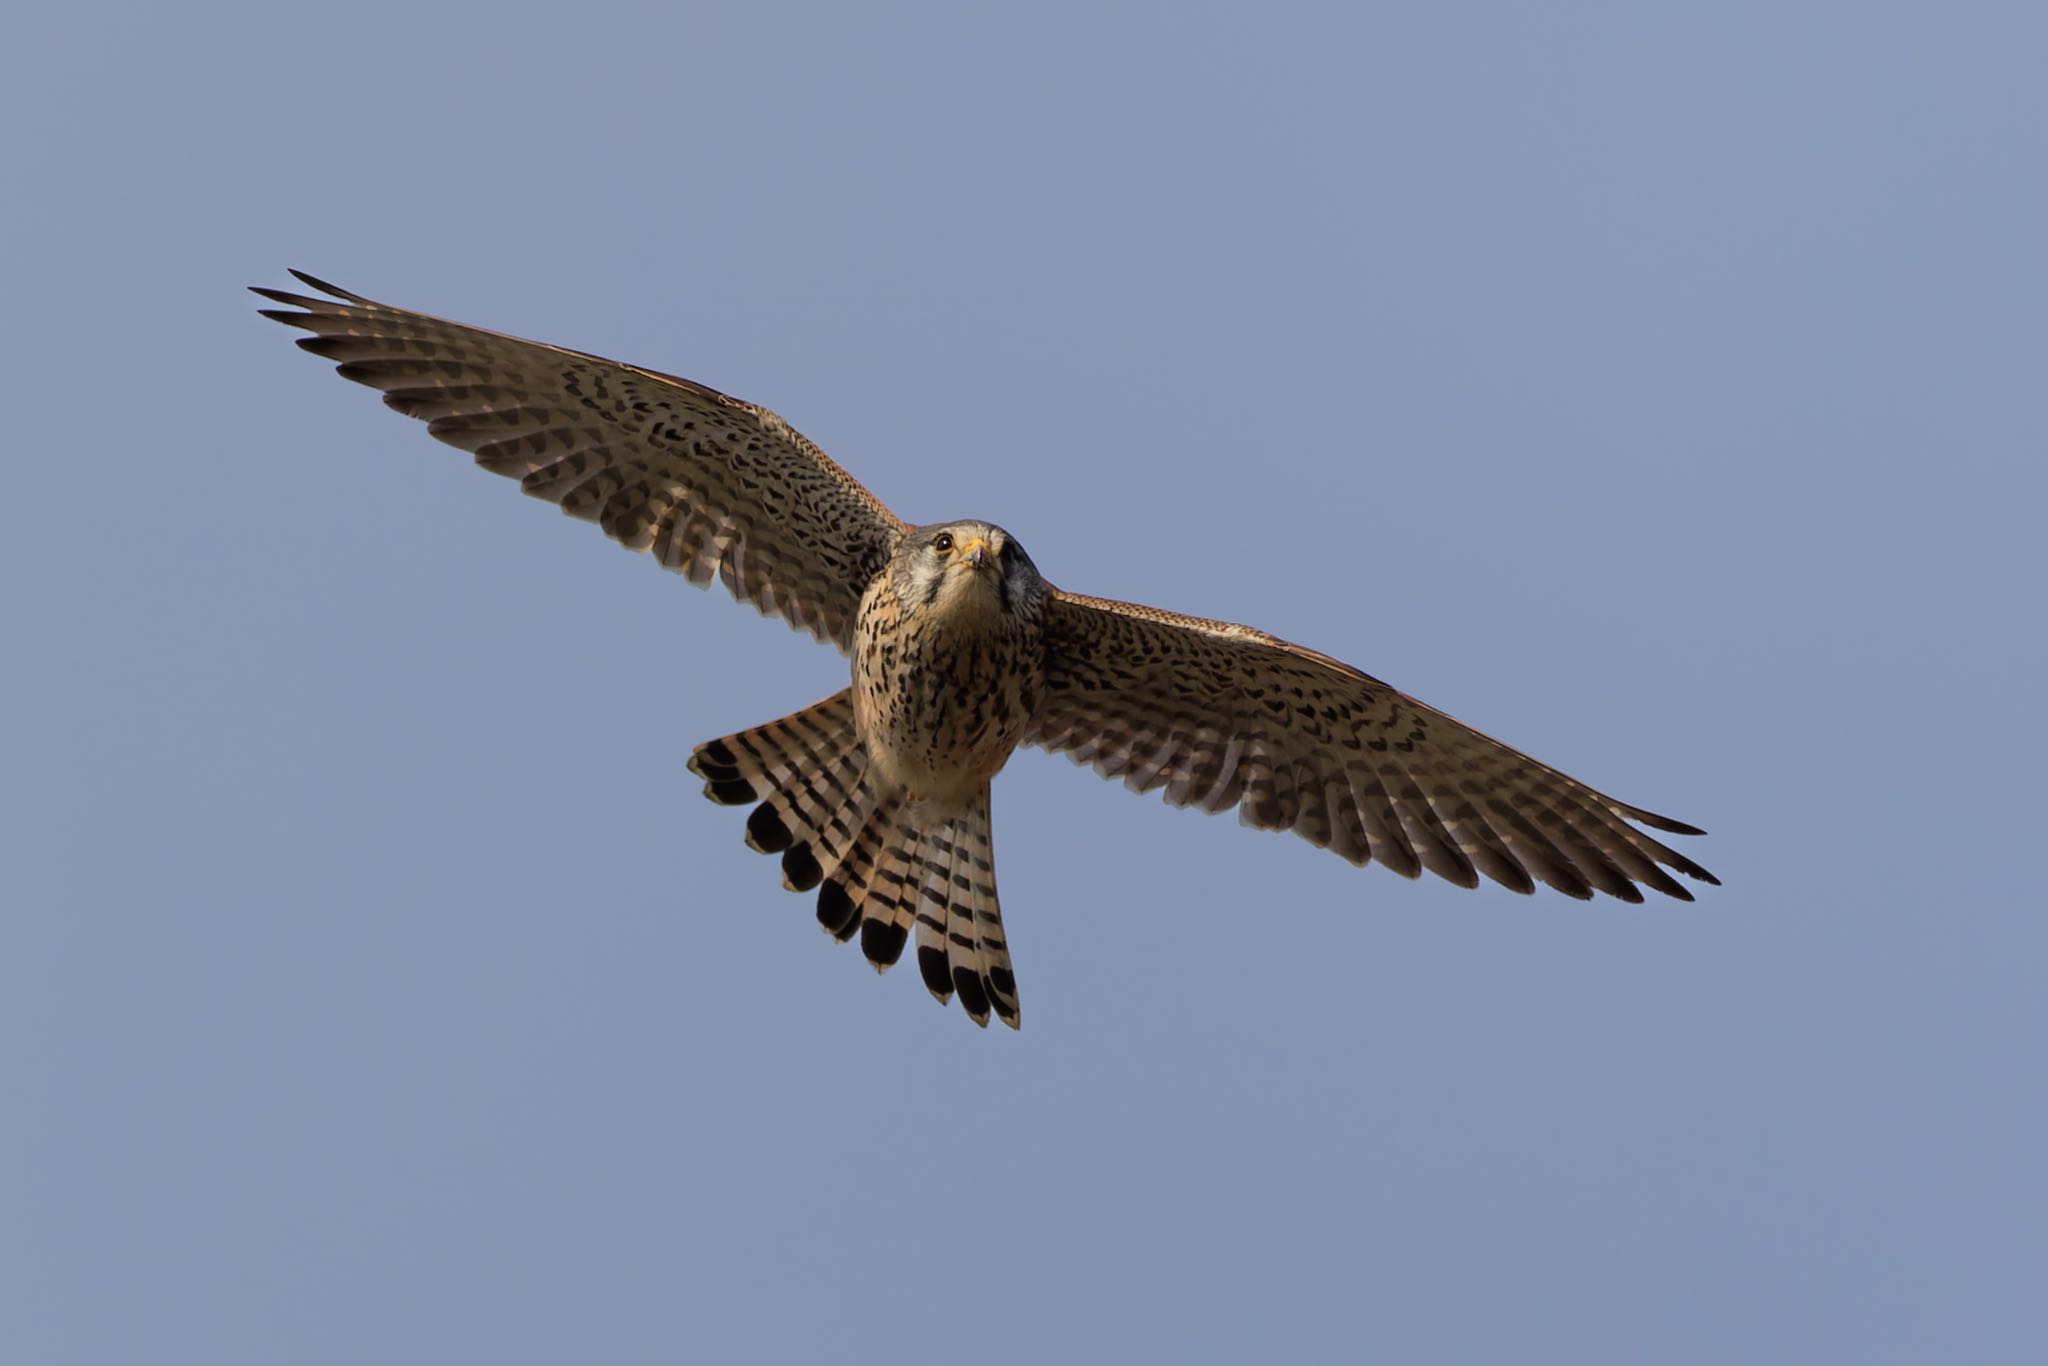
[854,522,1045,807]
[255,271,1718,1031]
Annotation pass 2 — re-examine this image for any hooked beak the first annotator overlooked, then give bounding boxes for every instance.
[959,537,992,572]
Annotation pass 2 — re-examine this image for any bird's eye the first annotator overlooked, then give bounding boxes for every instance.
[932,532,954,553]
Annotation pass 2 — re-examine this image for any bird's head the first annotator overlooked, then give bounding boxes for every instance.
[898,520,1044,623]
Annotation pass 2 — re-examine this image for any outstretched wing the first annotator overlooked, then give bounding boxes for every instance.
[254,272,906,651]
[1029,590,1717,901]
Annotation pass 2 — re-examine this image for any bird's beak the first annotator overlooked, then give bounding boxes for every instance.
[960,538,992,572]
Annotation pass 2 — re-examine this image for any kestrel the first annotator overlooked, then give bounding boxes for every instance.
[254,272,1717,1030]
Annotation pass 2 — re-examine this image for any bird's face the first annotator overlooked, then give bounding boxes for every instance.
[901,520,1044,623]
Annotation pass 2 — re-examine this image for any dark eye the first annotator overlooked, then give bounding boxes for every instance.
[932,532,954,553]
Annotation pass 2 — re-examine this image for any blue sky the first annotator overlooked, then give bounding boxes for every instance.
[4,3,2042,1362]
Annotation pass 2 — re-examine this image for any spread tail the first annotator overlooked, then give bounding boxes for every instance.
[690,701,1019,1028]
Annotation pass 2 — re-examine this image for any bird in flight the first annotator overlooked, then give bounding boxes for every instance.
[255,272,1716,1030]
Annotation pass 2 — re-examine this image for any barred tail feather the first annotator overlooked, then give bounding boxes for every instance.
[821,792,1020,1030]
[688,690,879,894]
[860,816,924,972]
[689,691,859,812]
[692,703,1018,1030]
[911,790,1018,1030]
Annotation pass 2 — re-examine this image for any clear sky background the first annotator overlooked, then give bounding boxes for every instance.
[5,3,2043,1362]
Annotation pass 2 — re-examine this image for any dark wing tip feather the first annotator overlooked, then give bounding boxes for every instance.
[286,268,369,302]
[332,361,393,390]
[1482,858,1538,896]
[1627,806,1707,837]
[250,286,323,311]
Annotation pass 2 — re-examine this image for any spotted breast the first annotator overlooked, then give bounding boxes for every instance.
[853,520,1047,811]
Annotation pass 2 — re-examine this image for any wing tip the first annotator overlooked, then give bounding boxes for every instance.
[286,268,367,302]
[1616,804,1719,894]
[249,286,315,311]
[249,271,368,311]
[1628,806,1708,837]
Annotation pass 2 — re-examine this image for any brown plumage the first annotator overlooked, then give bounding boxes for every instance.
[255,271,1718,1031]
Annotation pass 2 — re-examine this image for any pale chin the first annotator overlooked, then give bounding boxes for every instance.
[946,570,1001,605]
